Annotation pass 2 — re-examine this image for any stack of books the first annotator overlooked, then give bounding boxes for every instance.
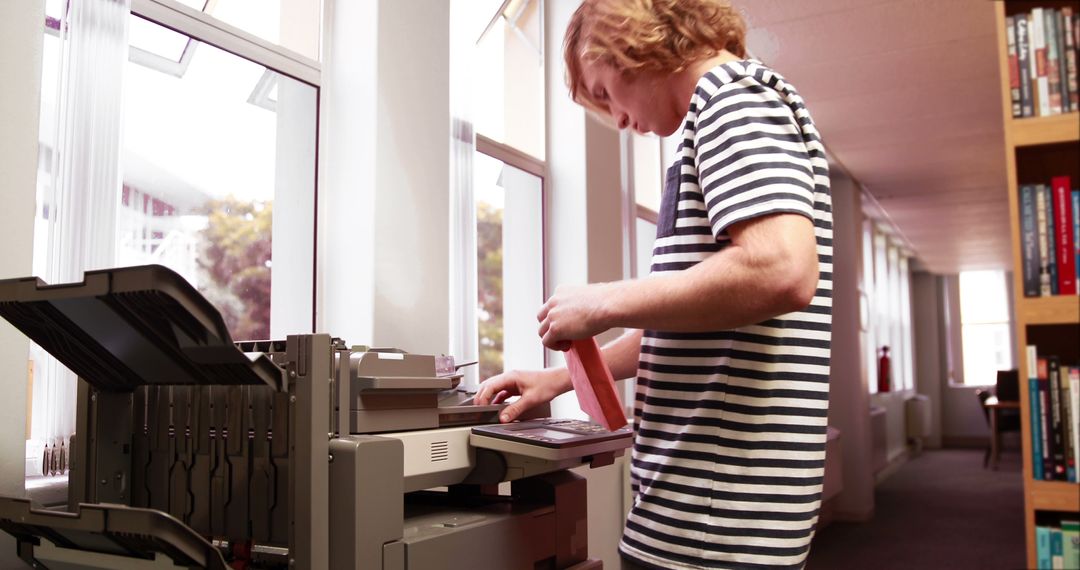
[1035,516,1079,569]
[1006,6,1080,117]
[1026,346,1080,484]
[1018,176,1079,297]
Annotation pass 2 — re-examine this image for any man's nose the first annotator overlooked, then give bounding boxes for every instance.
[616,113,630,130]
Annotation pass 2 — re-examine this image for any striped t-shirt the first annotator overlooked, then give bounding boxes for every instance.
[619,60,833,570]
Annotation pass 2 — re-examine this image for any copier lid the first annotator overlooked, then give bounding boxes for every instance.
[0,264,283,391]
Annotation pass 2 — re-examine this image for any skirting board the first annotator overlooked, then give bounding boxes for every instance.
[874,448,911,484]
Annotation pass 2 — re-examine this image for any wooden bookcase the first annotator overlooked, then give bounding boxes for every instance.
[994,2,1080,568]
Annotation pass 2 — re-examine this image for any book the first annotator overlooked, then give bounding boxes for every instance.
[565,337,627,431]
[1073,189,1079,291]
[1062,519,1080,570]
[1017,15,1035,117]
[1052,525,1064,569]
[1033,8,1051,116]
[1060,8,1078,112]
[1021,185,1042,297]
[1029,346,1045,481]
[1045,185,1059,295]
[1052,177,1076,295]
[1070,366,1080,484]
[1049,357,1066,481]
[1038,357,1054,480]
[1037,185,1053,296]
[1046,8,1063,115]
[1061,365,1076,483]
[1008,16,1022,117]
[1038,524,1052,569]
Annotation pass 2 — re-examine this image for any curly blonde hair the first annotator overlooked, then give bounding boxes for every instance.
[564,0,747,113]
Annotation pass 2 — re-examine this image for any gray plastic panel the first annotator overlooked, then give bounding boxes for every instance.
[0,497,228,569]
[0,264,283,391]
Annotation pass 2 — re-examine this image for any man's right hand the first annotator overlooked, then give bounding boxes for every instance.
[474,368,572,423]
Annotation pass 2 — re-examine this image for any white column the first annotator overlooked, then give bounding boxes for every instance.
[546,1,628,566]
[319,0,451,355]
[0,2,42,566]
[317,0,378,345]
[827,167,876,520]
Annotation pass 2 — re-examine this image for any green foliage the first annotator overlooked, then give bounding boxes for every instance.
[477,201,504,380]
[198,197,272,341]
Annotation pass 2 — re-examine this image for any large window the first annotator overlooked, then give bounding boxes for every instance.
[29,0,320,476]
[864,222,915,394]
[958,270,1014,386]
[474,149,545,380]
[460,0,545,160]
[452,1,547,386]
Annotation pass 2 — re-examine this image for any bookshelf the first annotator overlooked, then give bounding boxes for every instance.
[995,2,1080,568]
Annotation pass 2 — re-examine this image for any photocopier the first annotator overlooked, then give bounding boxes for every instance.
[0,264,631,569]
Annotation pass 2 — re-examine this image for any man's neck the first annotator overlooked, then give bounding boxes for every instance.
[671,50,744,116]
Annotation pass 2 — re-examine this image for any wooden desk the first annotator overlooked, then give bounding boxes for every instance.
[984,396,1020,470]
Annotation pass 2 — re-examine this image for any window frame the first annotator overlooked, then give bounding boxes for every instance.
[472,133,549,373]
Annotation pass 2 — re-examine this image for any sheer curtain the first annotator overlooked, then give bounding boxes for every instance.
[449,0,480,391]
[30,0,130,476]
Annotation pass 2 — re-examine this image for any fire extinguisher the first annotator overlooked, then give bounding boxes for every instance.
[878,345,891,393]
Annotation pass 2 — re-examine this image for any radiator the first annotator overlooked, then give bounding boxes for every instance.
[905,394,932,439]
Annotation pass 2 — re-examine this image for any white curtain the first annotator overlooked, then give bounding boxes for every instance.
[30,0,130,476]
[449,0,480,391]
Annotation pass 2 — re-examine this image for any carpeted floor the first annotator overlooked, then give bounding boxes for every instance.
[806,448,1026,570]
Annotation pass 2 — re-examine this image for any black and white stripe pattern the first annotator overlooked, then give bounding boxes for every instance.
[620,60,832,570]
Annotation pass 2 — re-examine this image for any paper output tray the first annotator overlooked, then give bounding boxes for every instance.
[0,497,228,569]
[0,264,283,391]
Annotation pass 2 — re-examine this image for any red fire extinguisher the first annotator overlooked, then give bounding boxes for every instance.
[878,345,891,393]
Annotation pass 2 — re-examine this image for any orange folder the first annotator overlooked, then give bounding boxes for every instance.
[565,337,627,431]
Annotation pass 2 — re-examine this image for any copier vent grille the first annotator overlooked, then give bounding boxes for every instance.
[430,441,449,462]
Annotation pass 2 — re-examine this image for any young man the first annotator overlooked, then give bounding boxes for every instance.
[475,1,832,568]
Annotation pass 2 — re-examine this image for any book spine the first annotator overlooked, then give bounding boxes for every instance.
[1046,8,1063,115]
[1056,9,1072,113]
[1018,15,1034,117]
[1008,16,1022,117]
[1037,185,1053,296]
[1071,366,1080,485]
[1049,357,1065,481]
[1074,189,1079,293]
[1029,346,1044,481]
[1062,8,1078,112]
[1022,185,1042,297]
[1045,185,1059,295]
[1038,524,1052,570]
[1061,519,1079,570]
[1052,525,1064,569]
[1034,8,1051,116]
[1062,369,1076,483]
[1039,357,1053,480]
[1052,177,1076,295]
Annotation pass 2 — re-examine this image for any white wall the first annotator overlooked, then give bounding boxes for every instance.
[825,166,875,521]
[0,2,42,567]
[913,271,945,449]
[317,0,377,345]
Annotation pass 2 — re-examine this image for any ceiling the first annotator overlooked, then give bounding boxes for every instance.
[736,0,1008,274]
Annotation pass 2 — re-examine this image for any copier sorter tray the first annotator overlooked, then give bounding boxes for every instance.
[0,264,283,391]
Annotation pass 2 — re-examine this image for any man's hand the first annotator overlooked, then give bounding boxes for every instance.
[537,283,616,351]
[474,368,571,423]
